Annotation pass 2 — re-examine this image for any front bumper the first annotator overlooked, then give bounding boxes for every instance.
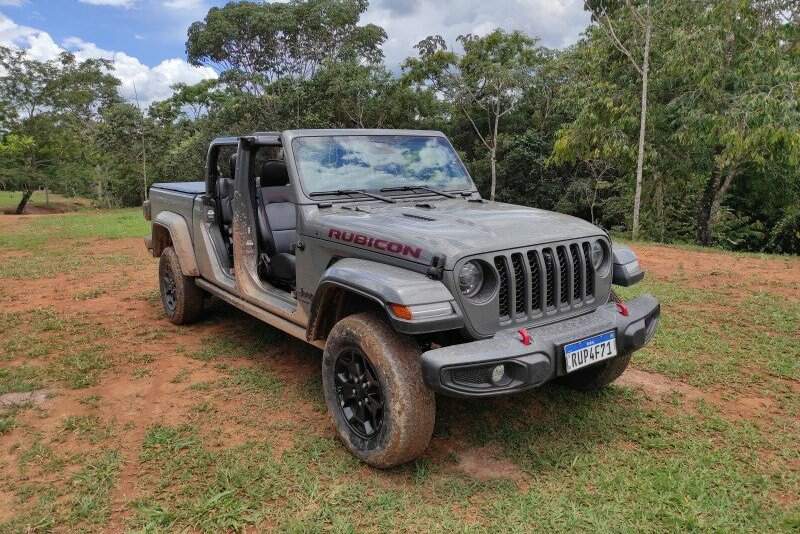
[420,294,660,398]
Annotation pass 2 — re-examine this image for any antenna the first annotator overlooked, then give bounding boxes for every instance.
[132,81,148,201]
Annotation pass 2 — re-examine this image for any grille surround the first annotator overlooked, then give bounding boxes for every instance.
[456,239,605,332]
[452,238,611,336]
[501,240,597,326]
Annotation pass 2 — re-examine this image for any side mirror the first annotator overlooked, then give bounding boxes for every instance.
[612,244,645,286]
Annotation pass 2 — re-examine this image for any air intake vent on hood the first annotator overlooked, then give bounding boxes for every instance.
[402,212,437,222]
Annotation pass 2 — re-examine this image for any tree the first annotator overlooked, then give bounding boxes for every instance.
[186,0,386,93]
[585,0,656,239]
[0,46,119,211]
[661,1,800,245]
[404,31,543,200]
[0,133,43,213]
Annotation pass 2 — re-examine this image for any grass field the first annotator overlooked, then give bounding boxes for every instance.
[0,208,798,533]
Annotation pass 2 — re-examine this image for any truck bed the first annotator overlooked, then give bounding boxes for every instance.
[151,182,206,195]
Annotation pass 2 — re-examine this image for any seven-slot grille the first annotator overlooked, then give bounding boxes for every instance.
[494,240,597,323]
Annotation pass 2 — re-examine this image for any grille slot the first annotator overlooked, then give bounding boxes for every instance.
[556,246,569,304]
[582,242,594,297]
[494,256,510,319]
[527,251,541,312]
[543,249,555,308]
[511,253,526,316]
[490,240,597,326]
[570,243,583,300]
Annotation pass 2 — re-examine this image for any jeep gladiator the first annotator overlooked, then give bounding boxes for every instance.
[143,129,660,467]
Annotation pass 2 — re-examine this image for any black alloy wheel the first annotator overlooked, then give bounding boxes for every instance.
[160,268,177,314]
[334,348,384,439]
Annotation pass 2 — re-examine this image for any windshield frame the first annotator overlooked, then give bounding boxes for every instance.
[286,131,476,202]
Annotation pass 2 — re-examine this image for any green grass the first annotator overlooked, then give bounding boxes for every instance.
[0,207,145,249]
[68,450,122,526]
[61,415,115,444]
[0,207,146,279]
[2,445,123,532]
[0,309,113,395]
[225,367,283,395]
[0,412,16,434]
[0,365,44,395]
[0,309,108,360]
[617,278,800,391]
[125,390,798,532]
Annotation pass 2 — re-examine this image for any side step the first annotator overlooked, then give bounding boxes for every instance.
[195,279,324,350]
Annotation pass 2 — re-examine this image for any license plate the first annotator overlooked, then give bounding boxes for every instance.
[564,331,617,373]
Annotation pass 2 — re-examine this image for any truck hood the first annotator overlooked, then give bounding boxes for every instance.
[304,198,605,269]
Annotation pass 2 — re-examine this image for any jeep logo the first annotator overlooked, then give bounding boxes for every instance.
[328,229,422,259]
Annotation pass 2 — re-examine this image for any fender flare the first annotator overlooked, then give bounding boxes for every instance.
[152,211,199,276]
[307,258,462,339]
[611,243,644,286]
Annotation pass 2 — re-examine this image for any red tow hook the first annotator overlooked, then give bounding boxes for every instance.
[518,328,532,345]
[616,301,630,317]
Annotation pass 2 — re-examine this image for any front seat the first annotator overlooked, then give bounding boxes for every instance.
[215,153,237,261]
[255,160,297,283]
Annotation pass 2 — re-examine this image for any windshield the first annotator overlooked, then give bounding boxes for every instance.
[292,135,473,195]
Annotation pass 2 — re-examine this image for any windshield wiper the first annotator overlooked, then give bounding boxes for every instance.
[380,185,458,199]
[309,189,395,203]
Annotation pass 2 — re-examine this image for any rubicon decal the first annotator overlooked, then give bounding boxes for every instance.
[328,229,422,259]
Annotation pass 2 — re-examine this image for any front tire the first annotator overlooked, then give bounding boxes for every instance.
[158,246,204,325]
[322,313,435,468]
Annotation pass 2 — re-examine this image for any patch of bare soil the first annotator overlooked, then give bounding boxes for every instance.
[0,390,52,408]
[454,445,530,489]
[633,244,800,300]
[0,489,15,523]
[617,369,776,421]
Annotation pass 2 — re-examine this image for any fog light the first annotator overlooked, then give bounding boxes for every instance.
[490,364,507,385]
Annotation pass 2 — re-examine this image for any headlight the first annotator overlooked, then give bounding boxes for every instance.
[591,240,607,269]
[458,261,484,298]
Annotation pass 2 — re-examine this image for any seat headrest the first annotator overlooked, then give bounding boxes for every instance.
[260,160,289,187]
[229,153,237,179]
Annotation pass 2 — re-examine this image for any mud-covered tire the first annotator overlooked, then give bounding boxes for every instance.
[158,246,204,325]
[322,313,435,468]
[559,352,632,391]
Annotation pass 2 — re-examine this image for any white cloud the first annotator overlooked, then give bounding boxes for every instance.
[0,0,27,7]
[0,12,62,60]
[364,0,590,69]
[163,0,205,9]
[63,36,217,104]
[78,0,135,7]
[0,13,216,105]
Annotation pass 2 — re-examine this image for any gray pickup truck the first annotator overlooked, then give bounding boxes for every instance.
[144,129,659,467]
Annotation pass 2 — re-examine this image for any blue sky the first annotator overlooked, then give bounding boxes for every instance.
[4,0,221,66]
[0,0,589,104]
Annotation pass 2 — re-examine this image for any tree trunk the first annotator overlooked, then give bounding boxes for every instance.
[632,13,652,240]
[655,172,664,242]
[15,190,33,214]
[489,111,500,201]
[489,148,497,201]
[696,167,737,246]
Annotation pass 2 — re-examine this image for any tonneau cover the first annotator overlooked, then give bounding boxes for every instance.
[151,182,206,194]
